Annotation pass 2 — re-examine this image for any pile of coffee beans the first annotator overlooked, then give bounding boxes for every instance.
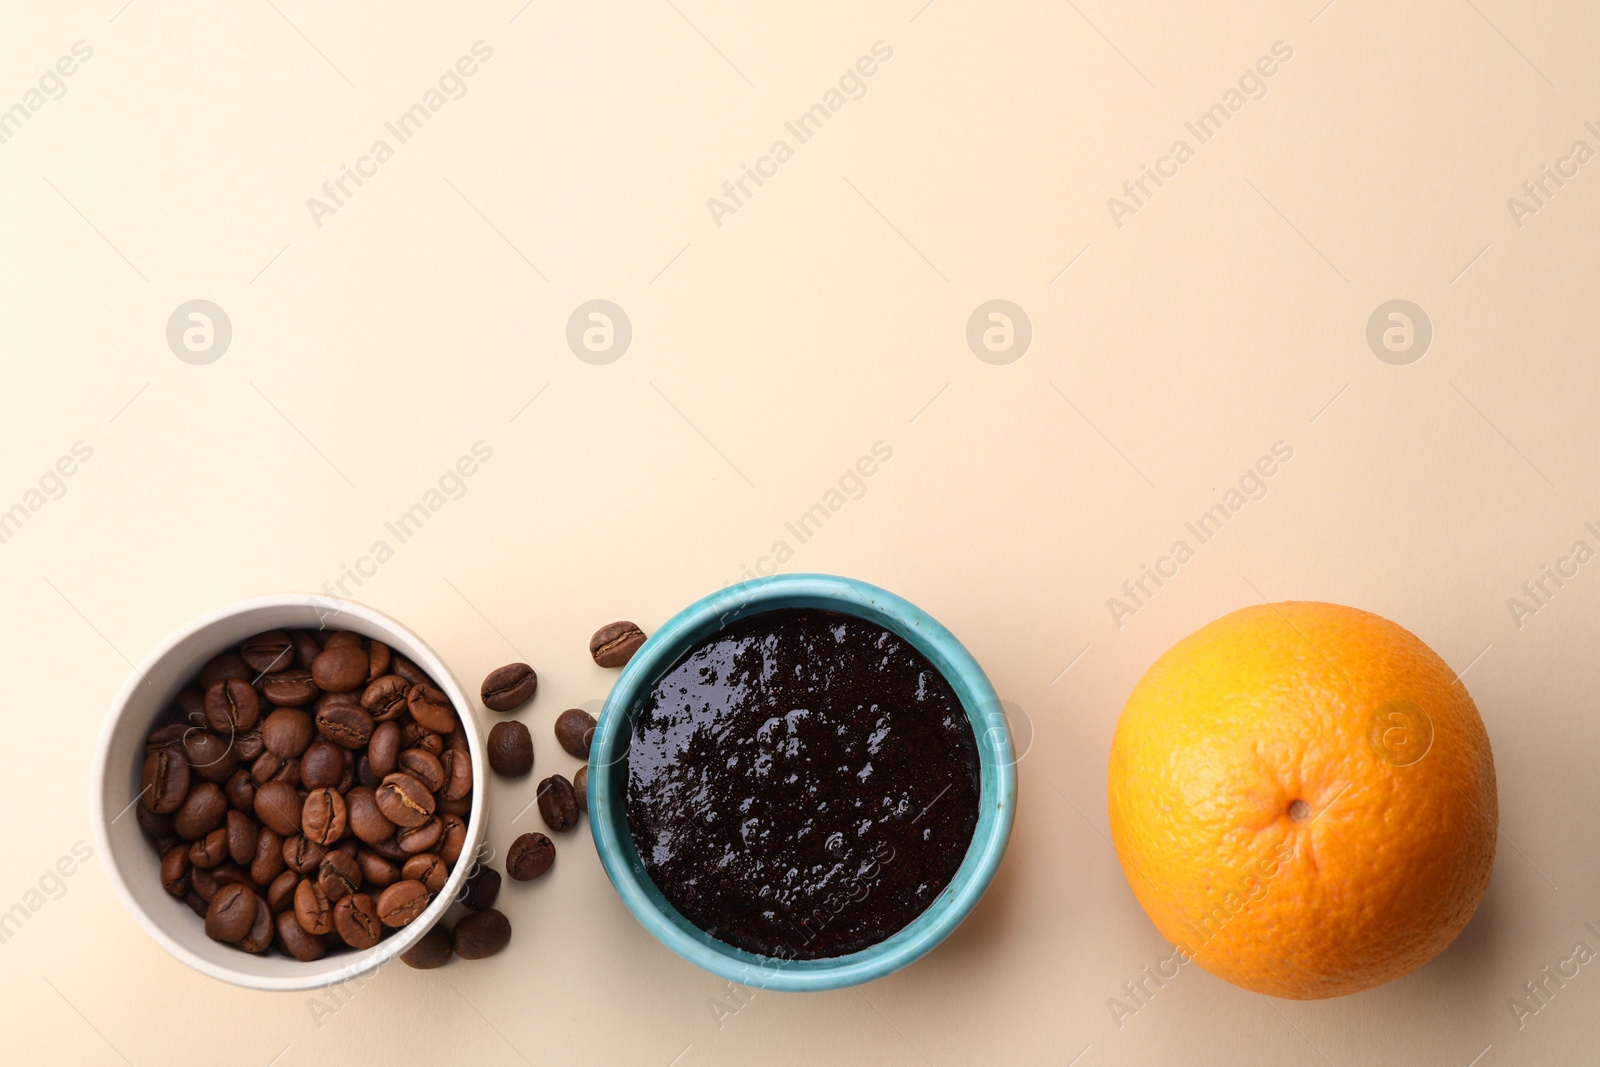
[135,630,474,962]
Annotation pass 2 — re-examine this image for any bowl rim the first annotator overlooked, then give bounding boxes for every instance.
[89,593,487,992]
[587,573,1016,992]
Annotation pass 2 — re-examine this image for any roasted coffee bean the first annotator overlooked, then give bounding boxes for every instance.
[294,878,334,935]
[267,869,298,913]
[554,708,596,759]
[403,724,443,756]
[401,923,453,969]
[318,851,362,902]
[226,810,258,866]
[301,787,348,846]
[249,751,286,787]
[368,721,402,777]
[439,747,473,802]
[537,775,578,832]
[204,678,261,734]
[317,701,374,750]
[572,764,588,814]
[147,722,189,749]
[361,675,410,723]
[251,829,285,886]
[324,631,363,649]
[224,770,255,812]
[356,755,380,791]
[206,883,258,942]
[506,832,555,881]
[160,846,191,897]
[402,853,448,893]
[189,828,230,868]
[211,863,252,891]
[190,866,220,903]
[481,663,538,712]
[282,834,327,875]
[376,879,430,928]
[436,814,468,865]
[398,748,445,793]
[487,721,533,778]
[333,892,382,949]
[291,630,323,669]
[460,867,500,911]
[261,668,320,707]
[357,849,399,888]
[367,641,391,681]
[406,684,457,734]
[346,786,396,845]
[199,651,251,690]
[235,729,265,761]
[391,656,429,687]
[177,692,209,728]
[334,838,360,858]
[261,707,314,759]
[299,738,346,790]
[590,621,646,668]
[141,746,190,814]
[396,817,442,854]
[240,631,294,674]
[275,909,327,962]
[436,794,472,817]
[452,909,511,959]
[368,835,411,863]
[174,782,228,840]
[237,894,274,953]
[375,773,434,828]
[312,645,369,693]
[253,780,303,836]
[136,805,173,841]
[183,730,238,784]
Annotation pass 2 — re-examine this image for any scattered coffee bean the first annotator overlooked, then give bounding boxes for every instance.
[453,909,511,959]
[572,764,588,814]
[481,663,538,712]
[537,775,579,832]
[401,923,453,969]
[590,621,646,668]
[554,708,596,759]
[461,867,500,911]
[506,833,555,881]
[487,721,533,778]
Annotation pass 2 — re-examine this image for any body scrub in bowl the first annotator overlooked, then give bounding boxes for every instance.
[590,574,1015,990]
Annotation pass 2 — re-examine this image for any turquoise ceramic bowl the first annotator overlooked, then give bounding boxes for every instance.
[588,573,1016,991]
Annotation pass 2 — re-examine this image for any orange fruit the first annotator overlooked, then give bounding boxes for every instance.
[1107,601,1497,999]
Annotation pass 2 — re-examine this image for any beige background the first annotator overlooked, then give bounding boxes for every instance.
[2,0,1598,1063]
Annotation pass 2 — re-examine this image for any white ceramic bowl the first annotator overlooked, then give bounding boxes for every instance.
[90,594,487,991]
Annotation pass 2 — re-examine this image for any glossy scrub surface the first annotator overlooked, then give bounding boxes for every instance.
[625,608,980,958]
